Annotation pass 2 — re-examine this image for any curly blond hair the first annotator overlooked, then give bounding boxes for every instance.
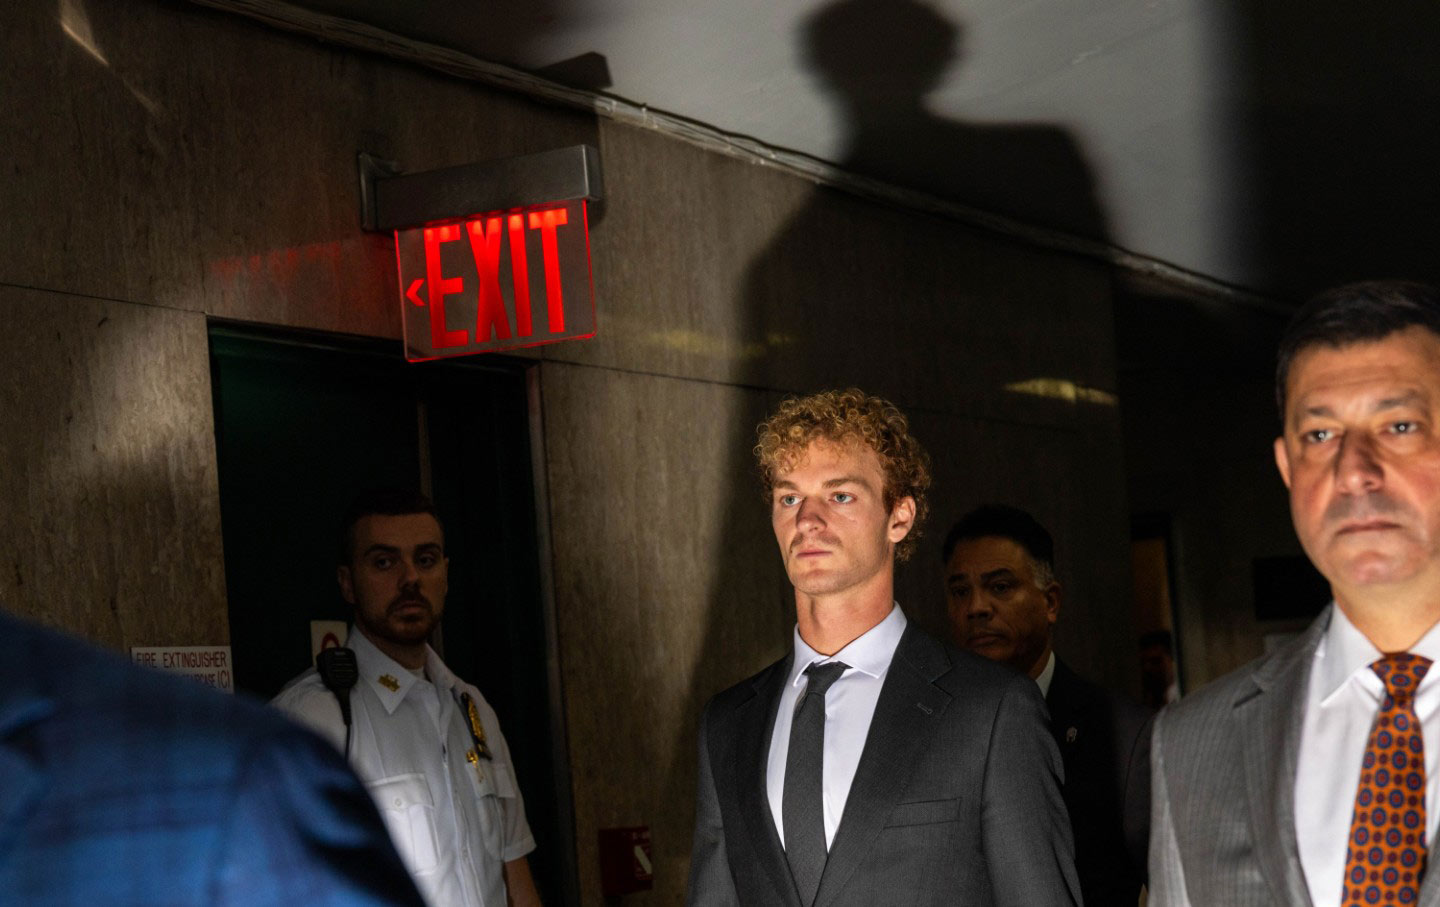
[755,388,931,561]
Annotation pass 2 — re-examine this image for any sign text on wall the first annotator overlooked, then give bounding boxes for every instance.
[395,198,595,361]
[131,645,234,693]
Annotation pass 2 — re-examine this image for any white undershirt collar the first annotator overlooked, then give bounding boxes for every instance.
[787,602,906,686]
[1035,650,1057,698]
[1316,603,1440,706]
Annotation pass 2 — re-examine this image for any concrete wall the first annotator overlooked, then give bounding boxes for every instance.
[1117,285,1307,691]
[1,1,1131,902]
[0,288,227,647]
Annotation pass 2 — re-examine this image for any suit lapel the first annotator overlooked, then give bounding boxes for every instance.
[731,655,802,907]
[1234,610,1328,907]
[1418,680,1440,907]
[1421,859,1440,906]
[1045,659,1088,746]
[1422,857,1440,907]
[813,627,951,907]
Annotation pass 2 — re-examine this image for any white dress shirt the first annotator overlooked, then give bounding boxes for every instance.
[1296,606,1440,907]
[273,629,534,907]
[766,603,907,849]
[1035,650,1056,698]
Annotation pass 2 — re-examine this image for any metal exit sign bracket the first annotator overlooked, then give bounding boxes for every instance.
[358,145,604,232]
[357,146,604,361]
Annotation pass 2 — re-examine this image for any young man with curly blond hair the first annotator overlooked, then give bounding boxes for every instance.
[686,389,1079,907]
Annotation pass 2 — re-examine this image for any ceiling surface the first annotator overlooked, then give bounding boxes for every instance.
[280,0,1440,300]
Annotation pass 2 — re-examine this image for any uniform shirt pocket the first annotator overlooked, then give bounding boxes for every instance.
[368,773,441,873]
[489,761,518,798]
[885,797,962,827]
[473,761,519,859]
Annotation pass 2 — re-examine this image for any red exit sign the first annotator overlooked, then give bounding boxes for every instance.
[395,198,595,361]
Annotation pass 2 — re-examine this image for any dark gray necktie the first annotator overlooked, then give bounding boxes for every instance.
[783,660,849,907]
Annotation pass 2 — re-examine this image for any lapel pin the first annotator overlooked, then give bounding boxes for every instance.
[916,702,933,715]
[378,674,400,692]
[1066,726,1078,744]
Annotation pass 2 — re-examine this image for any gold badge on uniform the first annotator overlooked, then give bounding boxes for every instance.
[461,692,493,760]
[378,674,400,692]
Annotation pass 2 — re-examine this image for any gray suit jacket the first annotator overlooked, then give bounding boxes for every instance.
[686,623,1080,906]
[1150,606,1440,907]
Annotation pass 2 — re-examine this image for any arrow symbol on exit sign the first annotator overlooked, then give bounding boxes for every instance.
[406,278,425,306]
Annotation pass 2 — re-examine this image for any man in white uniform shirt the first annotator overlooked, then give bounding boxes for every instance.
[273,491,541,907]
[1151,280,1440,906]
[686,389,1078,907]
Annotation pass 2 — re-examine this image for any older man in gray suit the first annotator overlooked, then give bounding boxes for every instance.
[686,389,1078,907]
[1151,281,1440,906]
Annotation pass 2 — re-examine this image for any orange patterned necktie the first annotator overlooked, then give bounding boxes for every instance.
[1342,653,1432,906]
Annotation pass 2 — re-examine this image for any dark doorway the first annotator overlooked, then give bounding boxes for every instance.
[208,322,575,904]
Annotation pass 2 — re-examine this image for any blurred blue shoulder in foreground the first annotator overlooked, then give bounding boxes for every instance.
[0,609,425,907]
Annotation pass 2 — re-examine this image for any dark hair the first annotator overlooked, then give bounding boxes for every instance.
[1275,280,1440,416]
[338,489,442,565]
[941,504,1055,579]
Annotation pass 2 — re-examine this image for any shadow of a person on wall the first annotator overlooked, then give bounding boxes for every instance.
[736,0,1114,401]
[803,0,1108,241]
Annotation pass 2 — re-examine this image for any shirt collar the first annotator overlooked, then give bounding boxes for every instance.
[1035,650,1057,698]
[1316,604,1440,703]
[788,603,907,688]
[348,627,444,715]
[423,644,461,693]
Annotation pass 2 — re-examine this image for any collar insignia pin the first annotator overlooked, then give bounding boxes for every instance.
[377,674,400,692]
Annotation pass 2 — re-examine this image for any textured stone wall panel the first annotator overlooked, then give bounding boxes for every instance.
[0,288,227,651]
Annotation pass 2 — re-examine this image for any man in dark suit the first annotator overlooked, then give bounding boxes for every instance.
[944,504,1151,905]
[1150,281,1440,906]
[0,608,423,906]
[686,389,1079,907]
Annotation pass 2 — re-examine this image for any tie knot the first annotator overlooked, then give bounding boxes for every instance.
[1372,652,1433,698]
[803,661,849,697]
